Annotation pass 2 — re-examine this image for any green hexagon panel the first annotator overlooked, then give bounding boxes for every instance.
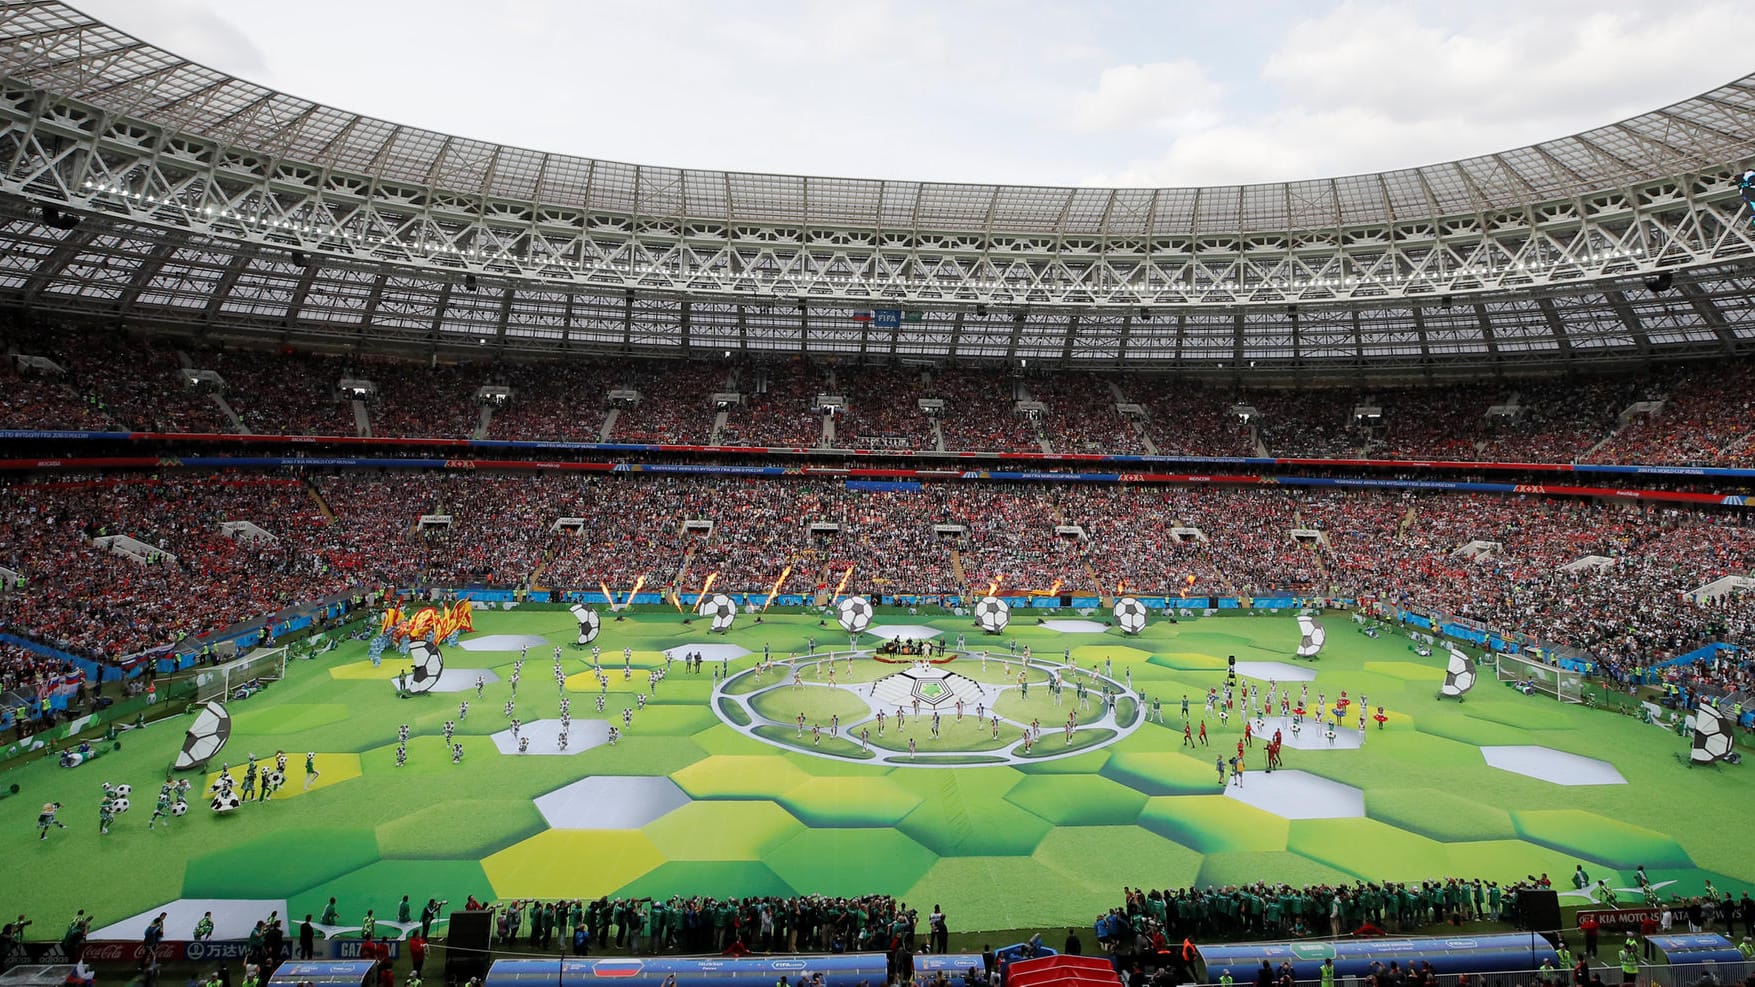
[1414,710,1534,748]
[1511,810,1694,869]
[1012,749,1113,775]
[778,776,923,827]
[1196,850,1356,890]
[615,861,796,899]
[1288,818,1451,880]
[765,828,937,897]
[1102,751,1229,796]
[289,858,491,923]
[1006,774,1147,827]
[895,781,1053,857]
[1138,795,1290,854]
[1364,788,1517,843]
[1034,825,1204,898]
[1362,660,1446,682]
[1148,652,1229,672]
[642,800,803,860]
[376,798,547,859]
[184,828,381,899]
[672,755,812,799]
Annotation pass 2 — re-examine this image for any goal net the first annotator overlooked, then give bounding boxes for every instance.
[193,646,289,704]
[1494,651,1583,703]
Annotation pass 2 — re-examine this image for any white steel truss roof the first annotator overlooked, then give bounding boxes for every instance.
[0,1,1750,372]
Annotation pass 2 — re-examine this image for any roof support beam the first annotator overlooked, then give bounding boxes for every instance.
[1598,290,1651,354]
[118,238,178,313]
[1534,296,1578,358]
[23,225,100,302]
[1676,281,1739,354]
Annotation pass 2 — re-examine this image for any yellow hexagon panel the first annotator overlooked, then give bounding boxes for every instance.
[484,830,664,899]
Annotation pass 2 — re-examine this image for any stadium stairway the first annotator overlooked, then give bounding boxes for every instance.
[302,479,336,522]
[475,403,494,440]
[949,547,971,598]
[598,407,620,442]
[212,392,250,434]
[351,398,372,437]
[1006,954,1121,987]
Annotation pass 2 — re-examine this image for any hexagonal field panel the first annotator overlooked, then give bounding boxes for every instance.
[1511,809,1693,869]
[490,718,610,756]
[1005,774,1147,826]
[1232,661,1316,682]
[1288,818,1452,879]
[183,828,380,899]
[765,828,937,897]
[673,755,812,799]
[1038,620,1108,633]
[534,776,690,829]
[1224,769,1364,819]
[1364,788,1516,843]
[641,800,803,860]
[484,830,665,898]
[778,776,923,827]
[615,860,796,899]
[93,898,287,943]
[663,643,751,662]
[1481,746,1627,786]
[457,633,551,651]
[376,798,548,858]
[1102,751,1229,796]
[1138,795,1290,853]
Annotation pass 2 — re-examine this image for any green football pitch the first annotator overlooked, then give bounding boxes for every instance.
[2,604,1749,937]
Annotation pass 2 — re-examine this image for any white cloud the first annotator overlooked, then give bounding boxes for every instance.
[1066,61,1225,133]
[80,0,267,76]
[1082,0,1745,187]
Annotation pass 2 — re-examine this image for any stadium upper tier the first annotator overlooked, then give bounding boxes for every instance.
[0,2,1753,371]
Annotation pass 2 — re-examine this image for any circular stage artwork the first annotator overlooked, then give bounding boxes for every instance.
[712,650,1141,767]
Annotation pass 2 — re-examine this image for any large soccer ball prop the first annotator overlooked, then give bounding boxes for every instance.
[569,604,601,644]
[836,596,874,634]
[1439,646,1477,699]
[973,596,1010,634]
[1112,597,1148,635]
[407,640,445,694]
[698,593,737,633]
[109,797,130,814]
[1295,615,1327,659]
[1692,703,1736,764]
[112,784,131,798]
[265,770,286,789]
[170,800,189,817]
[174,701,232,771]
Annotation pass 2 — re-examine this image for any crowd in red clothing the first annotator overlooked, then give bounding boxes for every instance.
[3,468,1753,682]
[8,321,1755,465]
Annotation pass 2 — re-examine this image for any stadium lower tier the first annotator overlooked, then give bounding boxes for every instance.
[2,472,1751,685]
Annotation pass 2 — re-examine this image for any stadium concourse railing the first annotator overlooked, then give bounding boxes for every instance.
[5,428,1755,489]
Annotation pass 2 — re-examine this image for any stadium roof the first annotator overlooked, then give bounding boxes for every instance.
[0,1,1751,374]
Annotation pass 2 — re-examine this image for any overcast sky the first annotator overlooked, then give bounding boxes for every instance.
[72,0,1743,188]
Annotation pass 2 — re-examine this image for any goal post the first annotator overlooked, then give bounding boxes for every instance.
[193,646,289,704]
[1494,650,1583,703]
